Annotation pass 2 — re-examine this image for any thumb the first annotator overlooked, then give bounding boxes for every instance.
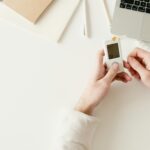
[104,63,119,83]
[128,57,148,76]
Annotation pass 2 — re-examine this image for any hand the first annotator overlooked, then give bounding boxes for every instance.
[126,48,150,88]
[75,50,132,115]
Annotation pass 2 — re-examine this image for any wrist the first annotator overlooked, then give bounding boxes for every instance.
[74,98,94,115]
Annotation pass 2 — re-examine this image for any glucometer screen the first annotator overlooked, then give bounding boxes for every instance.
[107,43,120,59]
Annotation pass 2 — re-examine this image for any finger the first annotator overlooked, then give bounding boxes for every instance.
[128,48,148,60]
[97,50,105,67]
[124,73,132,81]
[128,67,141,80]
[129,68,136,76]
[117,72,132,81]
[124,61,137,77]
[123,61,137,76]
[93,50,105,80]
[127,68,141,80]
[128,57,148,77]
[123,61,131,69]
[103,63,119,83]
[129,48,150,71]
[115,76,128,83]
[116,72,132,83]
[119,62,133,81]
[134,73,141,80]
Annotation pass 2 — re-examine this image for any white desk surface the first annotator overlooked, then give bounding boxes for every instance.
[0,0,150,150]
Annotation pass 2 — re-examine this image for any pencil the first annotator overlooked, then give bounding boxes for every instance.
[83,0,88,37]
[102,0,112,27]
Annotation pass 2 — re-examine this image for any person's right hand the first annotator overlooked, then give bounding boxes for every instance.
[126,48,150,88]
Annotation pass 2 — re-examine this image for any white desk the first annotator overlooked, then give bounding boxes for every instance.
[0,0,150,150]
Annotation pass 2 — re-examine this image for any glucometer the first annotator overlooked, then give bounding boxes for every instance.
[104,39,124,72]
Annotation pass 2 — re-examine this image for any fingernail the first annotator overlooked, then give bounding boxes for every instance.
[128,77,132,81]
[126,62,131,68]
[112,63,119,70]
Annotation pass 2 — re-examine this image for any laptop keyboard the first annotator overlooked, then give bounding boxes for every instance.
[120,0,150,14]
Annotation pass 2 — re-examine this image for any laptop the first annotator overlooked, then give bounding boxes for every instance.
[4,0,53,23]
[111,0,150,42]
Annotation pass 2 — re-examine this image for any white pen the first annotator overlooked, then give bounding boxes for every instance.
[83,0,89,37]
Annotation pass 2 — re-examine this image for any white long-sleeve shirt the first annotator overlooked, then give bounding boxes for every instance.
[56,110,99,150]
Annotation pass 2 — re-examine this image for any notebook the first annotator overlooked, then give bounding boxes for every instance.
[1,0,81,41]
[4,0,54,23]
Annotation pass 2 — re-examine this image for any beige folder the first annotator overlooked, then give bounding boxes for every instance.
[4,0,53,23]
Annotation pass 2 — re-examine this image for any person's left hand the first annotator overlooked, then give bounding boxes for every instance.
[75,50,132,115]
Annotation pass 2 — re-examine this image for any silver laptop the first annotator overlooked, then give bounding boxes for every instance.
[112,0,150,42]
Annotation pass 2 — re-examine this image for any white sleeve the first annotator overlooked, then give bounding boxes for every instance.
[56,110,100,150]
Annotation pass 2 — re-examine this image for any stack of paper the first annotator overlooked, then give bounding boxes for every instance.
[0,0,81,42]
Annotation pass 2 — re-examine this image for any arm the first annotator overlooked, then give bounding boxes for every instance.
[56,50,131,150]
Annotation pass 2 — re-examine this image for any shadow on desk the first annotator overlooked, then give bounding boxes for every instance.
[93,80,150,150]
